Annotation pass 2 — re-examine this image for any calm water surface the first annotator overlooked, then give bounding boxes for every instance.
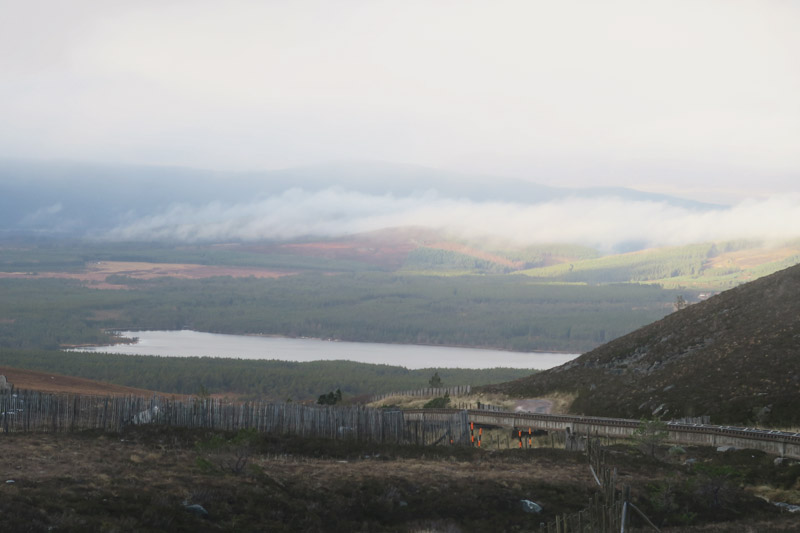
[73,330,580,370]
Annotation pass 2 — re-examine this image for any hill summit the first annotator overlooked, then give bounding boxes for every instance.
[488,263,800,426]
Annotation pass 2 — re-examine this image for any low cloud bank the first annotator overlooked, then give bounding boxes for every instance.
[102,189,800,251]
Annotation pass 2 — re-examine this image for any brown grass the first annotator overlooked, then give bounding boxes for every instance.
[0,428,796,532]
[369,392,574,415]
[0,428,596,532]
[0,261,295,289]
[369,393,519,411]
[0,366,172,397]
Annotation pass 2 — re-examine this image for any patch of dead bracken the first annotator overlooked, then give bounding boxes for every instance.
[0,366,171,397]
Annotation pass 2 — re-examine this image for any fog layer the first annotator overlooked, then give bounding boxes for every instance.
[104,190,800,251]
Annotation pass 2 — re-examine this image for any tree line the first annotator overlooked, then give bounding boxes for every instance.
[0,273,687,353]
[0,348,533,400]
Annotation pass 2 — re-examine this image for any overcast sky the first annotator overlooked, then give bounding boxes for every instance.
[1,0,798,206]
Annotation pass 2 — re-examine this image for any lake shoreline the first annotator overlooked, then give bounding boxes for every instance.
[83,328,581,356]
[68,330,580,370]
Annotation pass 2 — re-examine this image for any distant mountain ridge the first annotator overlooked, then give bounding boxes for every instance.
[485,262,800,426]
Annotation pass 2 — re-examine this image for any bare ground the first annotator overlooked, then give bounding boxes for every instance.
[0,366,170,397]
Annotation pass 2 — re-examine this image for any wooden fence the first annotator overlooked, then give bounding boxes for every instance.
[405,409,471,446]
[0,389,474,446]
[369,385,471,403]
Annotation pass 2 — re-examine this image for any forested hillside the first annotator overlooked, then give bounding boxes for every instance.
[3,237,798,354]
[518,240,800,289]
[0,349,531,400]
[0,274,681,353]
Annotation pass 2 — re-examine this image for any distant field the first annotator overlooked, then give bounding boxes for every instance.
[0,260,296,289]
[518,241,800,290]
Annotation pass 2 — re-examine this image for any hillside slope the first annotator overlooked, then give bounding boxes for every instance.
[486,263,800,426]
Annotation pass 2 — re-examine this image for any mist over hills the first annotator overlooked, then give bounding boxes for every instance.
[1,158,724,249]
[487,262,800,426]
[3,157,799,290]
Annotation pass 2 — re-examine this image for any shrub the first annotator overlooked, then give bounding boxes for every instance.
[423,393,450,409]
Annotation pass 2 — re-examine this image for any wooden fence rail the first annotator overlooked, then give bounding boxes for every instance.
[369,385,471,403]
[0,389,472,446]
